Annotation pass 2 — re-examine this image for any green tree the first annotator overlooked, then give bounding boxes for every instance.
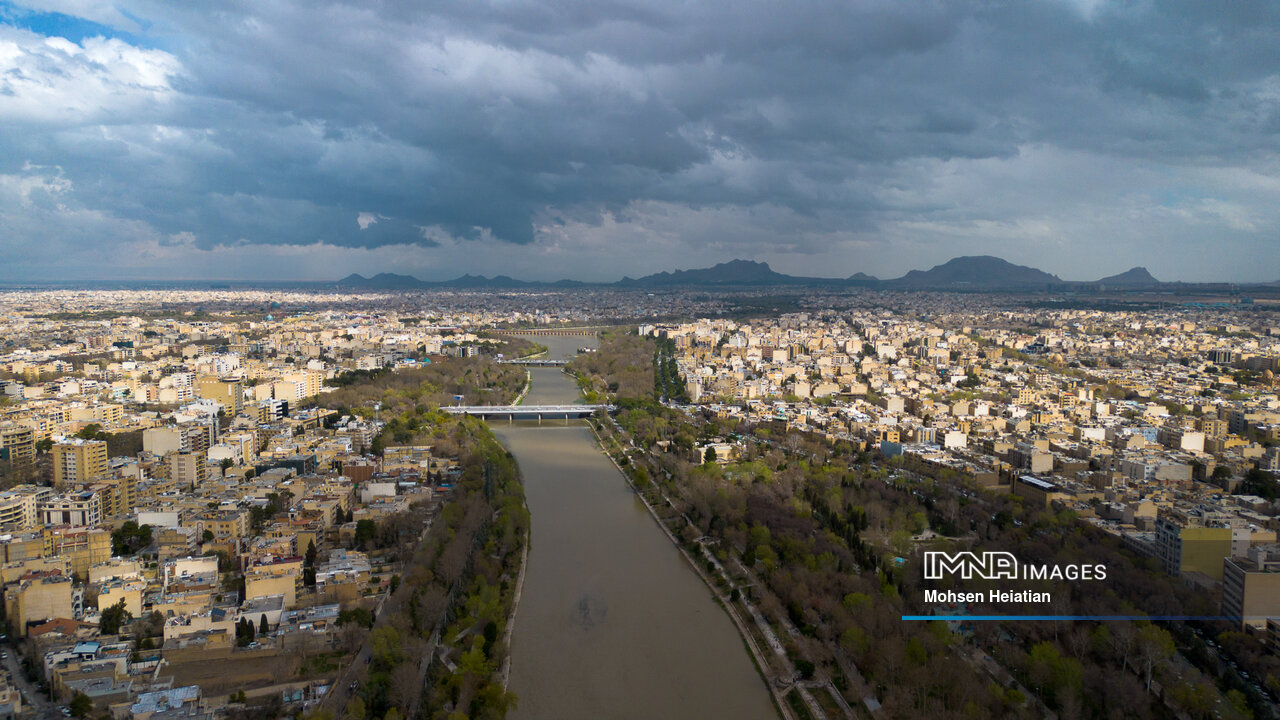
[99,599,132,635]
[355,520,377,548]
[703,446,716,464]
[259,614,270,635]
[111,521,153,556]
[1212,465,1234,487]
[1136,624,1174,691]
[337,607,374,628]
[344,697,366,720]
[369,626,403,670]
[69,692,92,718]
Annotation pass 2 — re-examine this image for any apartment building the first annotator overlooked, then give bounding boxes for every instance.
[0,486,52,532]
[0,423,35,471]
[1223,545,1280,630]
[1156,508,1233,581]
[52,439,108,485]
[195,377,244,417]
[40,491,103,528]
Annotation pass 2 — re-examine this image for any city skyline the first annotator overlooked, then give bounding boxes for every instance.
[2,1,1279,282]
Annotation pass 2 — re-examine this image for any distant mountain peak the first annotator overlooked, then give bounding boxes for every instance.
[1097,266,1159,286]
[888,255,1061,288]
[336,272,424,288]
[335,255,1171,291]
[619,258,797,287]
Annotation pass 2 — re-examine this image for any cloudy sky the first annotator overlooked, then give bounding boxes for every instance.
[1,0,1278,283]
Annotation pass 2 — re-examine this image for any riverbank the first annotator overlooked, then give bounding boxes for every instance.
[512,369,531,405]
[499,520,530,690]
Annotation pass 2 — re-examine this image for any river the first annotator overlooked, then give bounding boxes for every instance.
[494,333,777,720]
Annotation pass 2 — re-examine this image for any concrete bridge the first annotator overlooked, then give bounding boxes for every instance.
[442,404,611,420]
[497,328,600,337]
[499,358,569,366]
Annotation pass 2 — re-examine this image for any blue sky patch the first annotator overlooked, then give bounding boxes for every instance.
[0,1,148,46]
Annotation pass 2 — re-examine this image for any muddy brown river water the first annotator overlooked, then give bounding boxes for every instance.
[495,334,776,720]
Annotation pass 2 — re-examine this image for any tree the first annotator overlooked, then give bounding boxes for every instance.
[69,692,92,718]
[99,599,132,635]
[344,697,366,720]
[305,540,318,567]
[260,614,270,635]
[1212,465,1234,488]
[1240,468,1278,499]
[369,626,403,671]
[355,519,377,548]
[337,607,373,629]
[111,521,153,556]
[1136,624,1174,691]
[704,446,717,464]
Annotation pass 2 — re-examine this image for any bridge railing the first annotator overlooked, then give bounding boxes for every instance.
[441,404,612,415]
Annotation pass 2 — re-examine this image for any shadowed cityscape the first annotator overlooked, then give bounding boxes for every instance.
[2,2,1280,720]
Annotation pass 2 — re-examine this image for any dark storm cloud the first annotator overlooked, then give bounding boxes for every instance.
[1,0,1279,280]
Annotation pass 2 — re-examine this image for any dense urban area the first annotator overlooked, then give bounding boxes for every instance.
[0,285,1277,720]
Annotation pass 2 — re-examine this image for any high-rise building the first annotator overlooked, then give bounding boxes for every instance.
[196,377,244,417]
[1223,546,1280,630]
[1155,508,1233,581]
[167,452,208,489]
[52,439,108,485]
[0,486,52,532]
[0,423,35,472]
[4,573,73,635]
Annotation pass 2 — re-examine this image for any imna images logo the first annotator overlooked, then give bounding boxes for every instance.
[923,551,1018,580]
[923,551,1106,581]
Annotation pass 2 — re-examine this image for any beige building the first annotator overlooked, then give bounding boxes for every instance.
[52,439,108,485]
[49,527,112,576]
[194,509,248,541]
[142,427,186,455]
[244,556,303,608]
[40,491,103,528]
[196,377,244,417]
[0,423,35,472]
[167,452,208,489]
[1223,546,1280,630]
[97,577,146,617]
[81,474,138,520]
[0,485,52,532]
[5,573,73,635]
[1156,508,1233,581]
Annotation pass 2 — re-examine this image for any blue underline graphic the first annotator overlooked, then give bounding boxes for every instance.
[902,615,1255,622]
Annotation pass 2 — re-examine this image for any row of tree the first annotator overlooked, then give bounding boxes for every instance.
[587,330,1248,720]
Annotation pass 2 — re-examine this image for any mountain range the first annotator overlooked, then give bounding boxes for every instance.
[335,255,1202,291]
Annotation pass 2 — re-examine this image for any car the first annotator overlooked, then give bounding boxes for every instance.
[60,708,71,717]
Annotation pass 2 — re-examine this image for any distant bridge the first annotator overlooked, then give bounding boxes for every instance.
[499,358,569,366]
[442,404,611,420]
[497,328,600,337]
